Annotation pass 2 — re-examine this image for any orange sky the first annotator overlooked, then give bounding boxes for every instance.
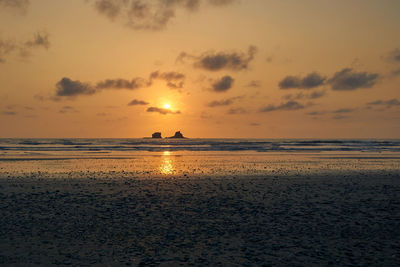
[1,0,400,138]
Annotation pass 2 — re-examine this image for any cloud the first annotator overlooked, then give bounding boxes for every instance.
[283,90,326,101]
[332,108,356,114]
[211,75,234,92]
[227,107,247,114]
[54,70,184,98]
[178,46,257,71]
[306,111,327,116]
[206,95,242,107]
[92,0,235,31]
[200,111,212,119]
[207,98,234,107]
[0,39,16,63]
[246,80,261,88]
[279,68,380,91]
[149,71,185,89]
[94,0,121,20]
[1,111,16,115]
[308,90,326,99]
[328,68,379,91]
[96,71,184,90]
[146,106,181,115]
[208,0,235,5]
[24,32,50,50]
[260,100,306,112]
[128,99,149,106]
[0,32,50,63]
[56,78,96,97]
[0,0,29,13]
[385,48,400,63]
[367,98,400,108]
[96,77,149,90]
[59,106,79,114]
[306,108,356,117]
[392,69,400,77]
[332,115,348,120]
[279,72,326,90]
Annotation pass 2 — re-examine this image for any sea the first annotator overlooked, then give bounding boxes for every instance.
[1,138,400,154]
[1,138,399,175]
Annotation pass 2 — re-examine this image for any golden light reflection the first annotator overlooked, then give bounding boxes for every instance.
[160,151,175,175]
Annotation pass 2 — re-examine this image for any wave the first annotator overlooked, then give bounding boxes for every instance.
[0,138,400,153]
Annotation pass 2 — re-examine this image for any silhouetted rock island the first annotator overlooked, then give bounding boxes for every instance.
[167,131,185,139]
[152,132,162,138]
[148,131,186,139]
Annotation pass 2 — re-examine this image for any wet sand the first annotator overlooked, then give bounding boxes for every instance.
[1,168,400,266]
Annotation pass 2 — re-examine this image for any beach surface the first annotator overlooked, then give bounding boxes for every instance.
[1,152,400,266]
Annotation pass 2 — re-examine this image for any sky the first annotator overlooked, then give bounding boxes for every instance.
[1,0,400,138]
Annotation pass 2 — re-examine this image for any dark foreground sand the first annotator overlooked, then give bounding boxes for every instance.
[1,170,400,266]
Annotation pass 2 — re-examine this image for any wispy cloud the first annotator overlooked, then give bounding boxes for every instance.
[128,99,149,106]
[385,48,400,63]
[332,115,349,120]
[0,32,50,63]
[178,46,257,71]
[246,80,261,88]
[367,98,400,108]
[96,78,150,90]
[332,108,356,114]
[149,71,185,89]
[207,98,234,107]
[283,90,326,100]
[146,106,181,115]
[306,108,357,117]
[260,100,306,112]
[0,0,29,14]
[306,111,327,116]
[1,111,17,115]
[25,32,50,49]
[92,0,236,31]
[59,106,79,114]
[227,107,247,114]
[206,96,242,107]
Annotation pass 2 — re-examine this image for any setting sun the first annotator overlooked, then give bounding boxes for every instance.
[163,104,171,109]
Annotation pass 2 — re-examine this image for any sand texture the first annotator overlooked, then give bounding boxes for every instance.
[0,170,399,266]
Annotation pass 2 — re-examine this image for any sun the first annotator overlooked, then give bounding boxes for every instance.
[163,104,171,109]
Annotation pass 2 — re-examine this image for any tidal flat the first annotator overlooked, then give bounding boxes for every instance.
[0,153,399,266]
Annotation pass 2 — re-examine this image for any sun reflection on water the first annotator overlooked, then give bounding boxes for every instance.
[160,151,175,175]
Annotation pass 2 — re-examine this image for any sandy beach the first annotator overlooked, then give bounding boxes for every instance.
[1,165,399,266]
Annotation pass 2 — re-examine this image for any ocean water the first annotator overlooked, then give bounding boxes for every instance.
[1,138,400,154]
[1,139,399,175]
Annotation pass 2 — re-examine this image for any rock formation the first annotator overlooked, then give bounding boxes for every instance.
[168,131,185,139]
[152,132,162,138]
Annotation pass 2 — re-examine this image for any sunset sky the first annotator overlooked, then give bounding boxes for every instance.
[1,0,400,138]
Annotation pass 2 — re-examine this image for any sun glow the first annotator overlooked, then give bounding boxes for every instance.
[163,104,171,109]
